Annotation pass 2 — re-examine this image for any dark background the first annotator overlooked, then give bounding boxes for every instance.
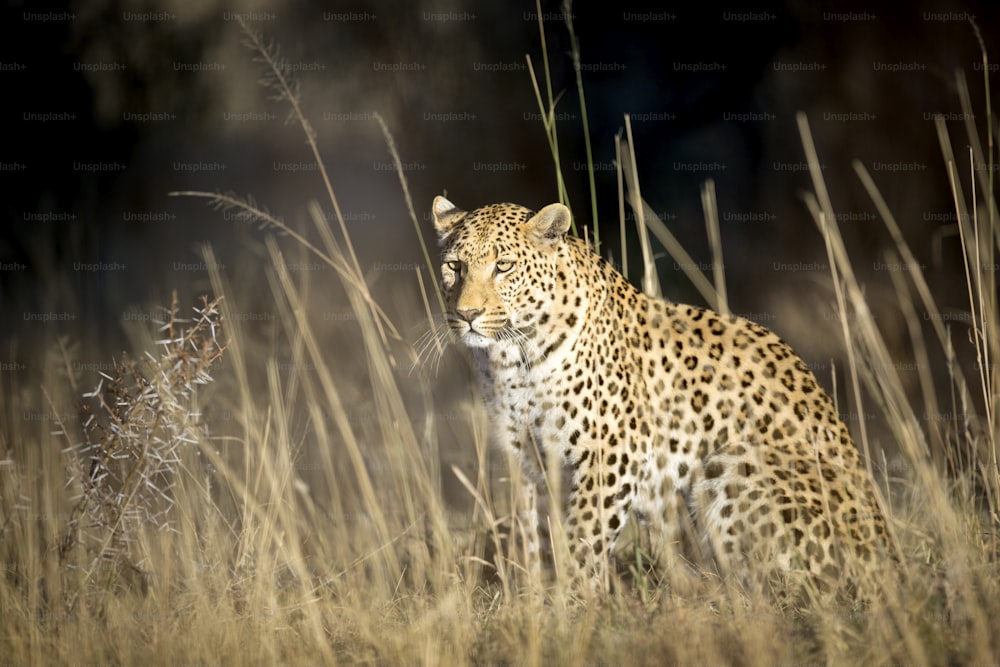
[1,0,995,457]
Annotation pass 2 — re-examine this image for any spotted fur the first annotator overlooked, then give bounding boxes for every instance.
[432,196,892,602]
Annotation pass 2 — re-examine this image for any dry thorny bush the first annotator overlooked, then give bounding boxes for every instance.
[53,293,226,605]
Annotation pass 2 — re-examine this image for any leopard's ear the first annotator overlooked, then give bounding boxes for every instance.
[432,196,466,236]
[523,203,571,245]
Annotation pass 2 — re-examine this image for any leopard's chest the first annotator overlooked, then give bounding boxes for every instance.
[480,319,636,457]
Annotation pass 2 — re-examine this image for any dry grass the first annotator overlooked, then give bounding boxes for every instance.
[2,17,999,667]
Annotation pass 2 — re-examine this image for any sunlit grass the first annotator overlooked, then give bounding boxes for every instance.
[1,15,998,667]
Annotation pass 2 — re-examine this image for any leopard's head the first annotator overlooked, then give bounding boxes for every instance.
[432,196,571,349]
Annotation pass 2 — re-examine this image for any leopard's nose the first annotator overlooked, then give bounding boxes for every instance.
[456,307,484,323]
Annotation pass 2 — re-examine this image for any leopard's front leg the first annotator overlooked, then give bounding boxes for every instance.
[561,448,634,595]
[512,473,543,589]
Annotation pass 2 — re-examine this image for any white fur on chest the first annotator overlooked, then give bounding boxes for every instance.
[477,342,568,460]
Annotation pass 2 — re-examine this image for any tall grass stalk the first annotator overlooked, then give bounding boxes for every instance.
[617,122,721,307]
[701,178,728,316]
[621,115,660,299]
[525,0,571,226]
[614,130,629,280]
[562,0,599,252]
[373,112,444,313]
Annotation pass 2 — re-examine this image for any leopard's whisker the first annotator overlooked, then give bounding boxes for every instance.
[412,320,452,376]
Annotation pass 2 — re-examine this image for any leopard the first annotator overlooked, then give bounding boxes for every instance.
[432,195,894,605]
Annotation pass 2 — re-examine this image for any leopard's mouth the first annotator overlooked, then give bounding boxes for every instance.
[456,328,494,348]
[448,319,495,347]
[448,314,520,349]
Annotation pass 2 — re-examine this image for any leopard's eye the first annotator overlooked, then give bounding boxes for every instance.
[495,260,514,273]
[445,260,462,273]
